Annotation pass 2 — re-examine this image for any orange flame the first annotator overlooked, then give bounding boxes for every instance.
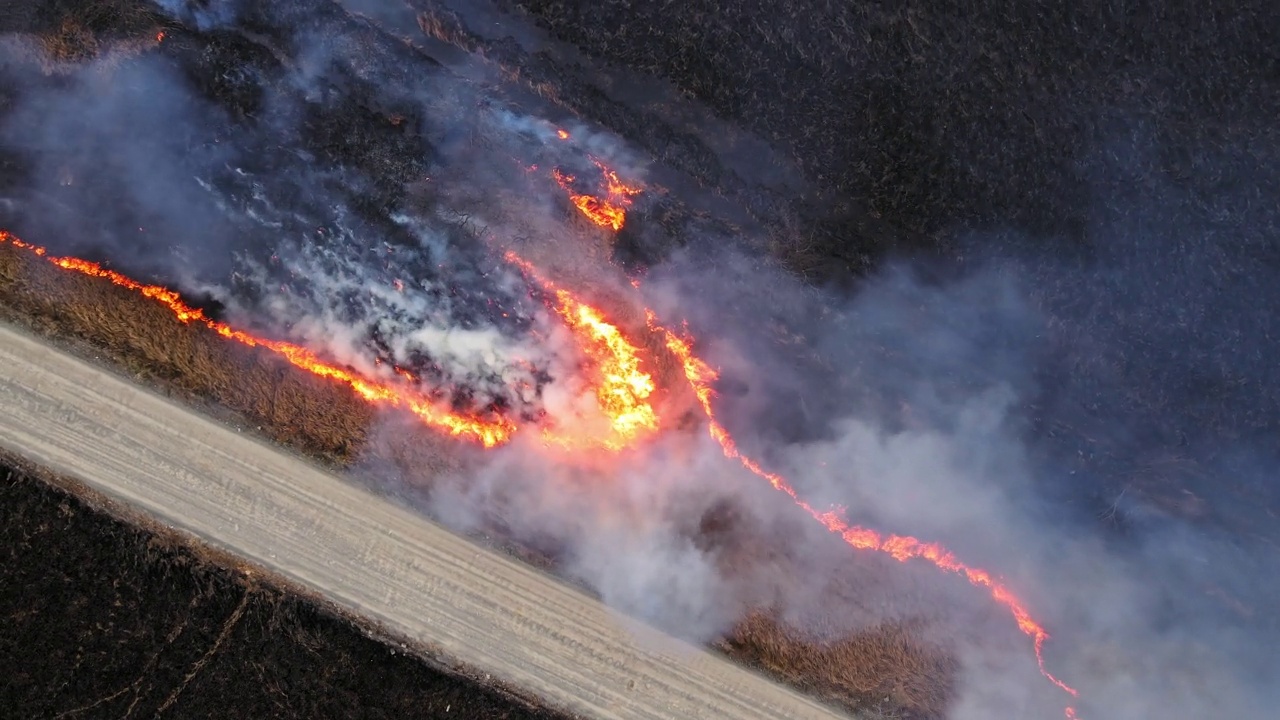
[551,158,641,232]
[0,231,514,446]
[4,222,1083,715]
[647,311,1084,719]
[508,252,657,450]
[593,157,643,203]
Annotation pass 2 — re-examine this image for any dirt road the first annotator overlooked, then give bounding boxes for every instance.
[0,324,848,720]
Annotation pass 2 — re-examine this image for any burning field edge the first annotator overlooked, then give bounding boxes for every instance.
[0,2,960,716]
[0,224,955,718]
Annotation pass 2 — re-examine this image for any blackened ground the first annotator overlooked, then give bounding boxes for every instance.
[0,462,567,720]
[503,0,1280,546]
[506,0,1280,258]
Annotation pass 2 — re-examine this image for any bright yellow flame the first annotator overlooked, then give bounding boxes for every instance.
[507,252,657,449]
[551,158,641,232]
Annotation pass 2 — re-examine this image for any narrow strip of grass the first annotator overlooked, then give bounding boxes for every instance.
[0,229,954,720]
[0,3,958,714]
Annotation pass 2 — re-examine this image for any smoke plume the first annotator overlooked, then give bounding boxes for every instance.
[1,2,1276,719]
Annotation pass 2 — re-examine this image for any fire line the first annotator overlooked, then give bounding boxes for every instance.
[549,153,642,231]
[0,230,514,447]
[505,251,658,450]
[647,311,1084,719]
[0,231,662,453]
[2,225,1083,717]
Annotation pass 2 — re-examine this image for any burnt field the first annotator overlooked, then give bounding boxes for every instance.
[1,1,1279,719]
[0,457,564,720]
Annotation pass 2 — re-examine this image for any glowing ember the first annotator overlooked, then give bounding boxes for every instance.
[551,158,641,232]
[0,231,514,447]
[508,252,657,449]
[647,311,1084,719]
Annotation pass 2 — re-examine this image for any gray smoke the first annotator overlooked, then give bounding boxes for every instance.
[2,4,1276,720]
[151,0,242,30]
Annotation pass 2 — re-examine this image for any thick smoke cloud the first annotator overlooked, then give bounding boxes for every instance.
[2,3,1276,719]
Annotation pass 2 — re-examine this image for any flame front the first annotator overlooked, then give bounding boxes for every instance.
[3,224,1084,716]
[508,252,657,449]
[647,311,1084,719]
[551,158,641,232]
[0,231,514,447]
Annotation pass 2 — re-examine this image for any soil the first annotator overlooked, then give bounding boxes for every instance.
[0,458,567,720]
[2,1,1275,719]
[0,3,955,719]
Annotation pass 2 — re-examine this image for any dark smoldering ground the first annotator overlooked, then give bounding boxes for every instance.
[2,1,1279,719]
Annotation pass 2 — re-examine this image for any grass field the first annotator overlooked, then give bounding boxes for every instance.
[0,208,955,720]
[4,1,1276,719]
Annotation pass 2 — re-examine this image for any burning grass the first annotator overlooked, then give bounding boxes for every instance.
[0,236,955,719]
[0,243,374,463]
[0,5,958,717]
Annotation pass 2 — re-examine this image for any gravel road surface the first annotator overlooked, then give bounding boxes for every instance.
[0,324,848,720]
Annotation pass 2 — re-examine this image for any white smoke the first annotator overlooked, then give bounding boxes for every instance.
[3,5,1276,720]
[151,0,242,30]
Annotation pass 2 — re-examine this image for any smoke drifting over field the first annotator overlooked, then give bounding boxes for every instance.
[1,1,1277,718]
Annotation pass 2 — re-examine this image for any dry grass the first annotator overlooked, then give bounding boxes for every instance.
[0,2,959,715]
[22,0,163,65]
[0,240,957,718]
[0,245,374,464]
[720,612,955,720]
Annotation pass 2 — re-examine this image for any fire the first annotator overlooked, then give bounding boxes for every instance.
[508,252,657,450]
[551,158,641,232]
[0,231,514,447]
[647,312,1084,719]
[593,157,643,203]
[3,222,1083,715]
[1,230,662,453]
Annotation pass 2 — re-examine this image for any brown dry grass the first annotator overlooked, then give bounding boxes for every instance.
[0,240,956,718]
[720,613,956,720]
[0,4,956,715]
[24,0,163,65]
[0,244,374,464]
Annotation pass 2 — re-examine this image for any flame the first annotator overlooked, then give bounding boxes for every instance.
[551,158,641,232]
[0,231,514,446]
[647,311,1084,719]
[556,129,571,140]
[4,221,1084,715]
[507,252,657,450]
[593,157,643,203]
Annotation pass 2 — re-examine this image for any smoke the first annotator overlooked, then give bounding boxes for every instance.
[700,125,1279,718]
[1,3,1277,719]
[151,0,242,30]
